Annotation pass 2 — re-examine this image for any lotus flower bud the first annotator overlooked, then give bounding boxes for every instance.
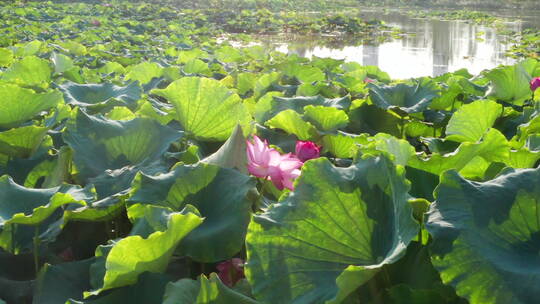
[217,258,245,287]
[295,141,321,162]
[531,77,540,92]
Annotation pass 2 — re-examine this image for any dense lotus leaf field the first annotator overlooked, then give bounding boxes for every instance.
[0,1,540,303]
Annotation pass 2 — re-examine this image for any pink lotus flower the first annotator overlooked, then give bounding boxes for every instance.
[267,153,302,190]
[246,135,303,190]
[246,135,281,178]
[531,77,540,92]
[217,258,245,287]
[90,20,101,26]
[295,141,321,162]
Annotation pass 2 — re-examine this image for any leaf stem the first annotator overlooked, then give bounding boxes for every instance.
[417,212,424,245]
[367,278,383,304]
[381,266,392,287]
[10,224,15,254]
[400,116,406,139]
[200,262,206,275]
[254,177,268,211]
[33,225,40,276]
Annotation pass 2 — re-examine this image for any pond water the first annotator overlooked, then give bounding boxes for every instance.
[260,9,538,79]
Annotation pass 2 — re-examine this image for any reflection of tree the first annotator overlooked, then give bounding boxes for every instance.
[362,45,379,66]
[432,20,449,76]
[259,32,391,56]
[292,45,308,57]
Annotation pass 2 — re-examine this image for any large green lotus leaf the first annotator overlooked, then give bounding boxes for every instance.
[51,52,75,75]
[359,133,416,166]
[57,41,87,56]
[0,175,93,227]
[23,145,71,190]
[515,115,540,148]
[104,107,136,121]
[163,273,258,304]
[386,284,466,304]
[310,57,343,71]
[243,45,268,61]
[255,95,351,123]
[69,272,172,304]
[347,103,401,137]
[201,125,248,174]
[215,46,243,63]
[0,135,55,189]
[128,163,255,262]
[445,100,502,142]
[34,258,96,304]
[404,120,441,138]
[237,72,257,95]
[507,148,540,168]
[64,195,124,225]
[245,156,418,303]
[86,167,143,199]
[401,168,439,203]
[430,76,486,110]
[265,109,318,141]
[125,62,163,85]
[456,156,493,180]
[0,56,51,88]
[22,159,55,188]
[0,48,13,67]
[63,110,183,181]
[15,40,43,57]
[336,68,368,93]
[526,134,540,151]
[409,128,509,177]
[59,81,141,108]
[176,49,208,64]
[283,64,325,83]
[87,205,203,295]
[0,84,62,128]
[183,59,210,75]
[98,62,126,75]
[424,138,462,155]
[162,279,200,303]
[485,59,537,106]
[0,278,32,303]
[368,78,440,114]
[219,75,236,91]
[303,105,349,132]
[253,72,280,99]
[253,92,284,123]
[0,126,49,158]
[426,168,540,304]
[135,99,174,125]
[254,124,299,154]
[0,175,92,253]
[428,82,460,111]
[151,77,250,141]
[296,82,327,96]
[322,132,369,158]
[363,65,391,82]
[341,63,391,83]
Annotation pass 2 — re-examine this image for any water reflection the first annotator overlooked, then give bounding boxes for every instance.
[267,12,523,79]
